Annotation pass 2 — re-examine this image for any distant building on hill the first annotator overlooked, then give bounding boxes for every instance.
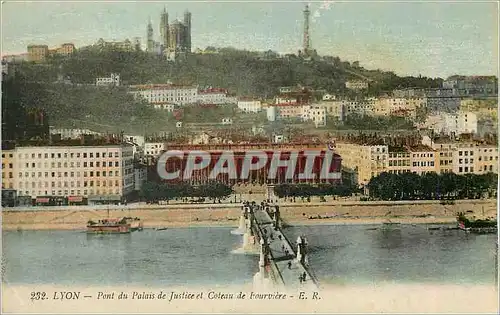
[128,83,198,106]
[96,73,120,86]
[197,88,236,105]
[345,80,369,90]
[443,76,498,97]
[49,127,102,140]
[148,7,192,59]
[94,38,134,52]
[27,43,75,62]
[238,99,262,113]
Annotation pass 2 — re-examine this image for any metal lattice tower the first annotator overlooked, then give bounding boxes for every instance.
[147,17,154,52]
[303,4,311,55]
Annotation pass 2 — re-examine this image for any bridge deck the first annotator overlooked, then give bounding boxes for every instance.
[253,208,319,290]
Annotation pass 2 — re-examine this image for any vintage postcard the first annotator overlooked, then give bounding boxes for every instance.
[1,0,499,313]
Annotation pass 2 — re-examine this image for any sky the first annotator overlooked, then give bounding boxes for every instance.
[1,0,498,78]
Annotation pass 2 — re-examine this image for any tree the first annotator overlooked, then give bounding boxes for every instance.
[367,172,497,201]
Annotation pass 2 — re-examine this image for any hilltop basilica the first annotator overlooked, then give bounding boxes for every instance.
[147,7,192,60]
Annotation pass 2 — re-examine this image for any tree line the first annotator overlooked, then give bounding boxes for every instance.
[330,114,415,131]
[13,48,444,99]
[273,183,358,198]
[139,181,233,203]
[367,172,497,201]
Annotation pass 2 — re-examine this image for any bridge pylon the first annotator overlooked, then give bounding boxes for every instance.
[242,204,258,253]
[296,236,309,266]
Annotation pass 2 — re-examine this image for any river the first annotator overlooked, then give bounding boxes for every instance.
[2,224,497,286]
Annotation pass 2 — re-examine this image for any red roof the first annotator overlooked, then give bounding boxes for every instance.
[130,84,197,90]
[198,88,228,94]
[273,102,303,107]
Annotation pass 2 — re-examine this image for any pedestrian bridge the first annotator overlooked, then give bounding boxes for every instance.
[232,201,319,291]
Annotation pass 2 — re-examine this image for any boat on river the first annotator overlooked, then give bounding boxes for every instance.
[86,217,143,234]
[457,212,497,234]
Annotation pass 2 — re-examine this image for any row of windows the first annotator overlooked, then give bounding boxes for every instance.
[19,170,120,178]
[412,153,434,158]
[2,172,13,178]
[412,161,435,167]
[1,153,13,158]
[19,180,121,189]
[439,160,453,166]
[149,97,193,102]
[389,153,410,158]
[18,152,121,159]
[388,160,410,167]
[479,156,497,161]
[20,189,120,197]
[458,151,474,156]
[458,158,473,164]
[387,170,411,174]
[20,161,121,169]
[142,91,196,96]
[372,147,387,153]
[458,166,474,173]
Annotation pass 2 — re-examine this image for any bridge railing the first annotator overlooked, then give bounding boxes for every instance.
[278,227,320,287]
[252,215,286,286]
[264,207,320,287]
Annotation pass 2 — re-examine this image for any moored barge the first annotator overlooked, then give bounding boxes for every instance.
[87,217,142,234]
[457,212,497,234]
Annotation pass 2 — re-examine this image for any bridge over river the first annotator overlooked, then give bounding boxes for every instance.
[232,202,319,291]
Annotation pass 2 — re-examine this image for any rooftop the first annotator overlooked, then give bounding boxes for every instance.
[407,145,435,152]
[198,88,228,94]
[129,84,197,90]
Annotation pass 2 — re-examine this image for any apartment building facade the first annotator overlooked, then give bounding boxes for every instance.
[129,84,198,105]
[1,150,16,189]
[475,145,499,174]
[423,135,498,175]
[313,101,343,121]
[301,105,327,127]
[373,97,426,119]
[144,142,165,157]
[196,88,236,104]
[423,111,478,135]
[27,45,49,62]
[387,149,411,174]
[11,144,135,202]
[460,98,498,121]
[96,73,120,86]
[237,100,262,113]
[408,146,437,175]
[343,101,374,116]
[345,80,369,90]
[335,142,388,186]
[49,128,102,139]
[275,104,303,119]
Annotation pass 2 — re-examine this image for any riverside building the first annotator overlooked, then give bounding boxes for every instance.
[9,143,135,205]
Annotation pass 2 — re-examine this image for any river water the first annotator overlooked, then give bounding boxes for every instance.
[2,224,497,286]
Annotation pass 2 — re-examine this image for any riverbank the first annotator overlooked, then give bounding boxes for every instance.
[2,199,496,231]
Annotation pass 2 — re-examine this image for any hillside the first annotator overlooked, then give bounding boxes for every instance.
[1,76,174,136]
[14,48,442,97]
[3,48,444,137]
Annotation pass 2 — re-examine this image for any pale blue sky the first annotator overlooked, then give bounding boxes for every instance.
[1,1,498,78]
